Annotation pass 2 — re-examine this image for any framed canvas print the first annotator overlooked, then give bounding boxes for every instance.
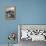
[18,24,46,46]
[18,24,46,41]
[5,6,16,20]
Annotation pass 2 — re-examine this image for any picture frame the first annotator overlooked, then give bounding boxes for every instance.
[5,6,16,20]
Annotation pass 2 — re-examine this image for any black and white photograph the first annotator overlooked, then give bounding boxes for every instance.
[5,6,16,20]
[18,25,46,46]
